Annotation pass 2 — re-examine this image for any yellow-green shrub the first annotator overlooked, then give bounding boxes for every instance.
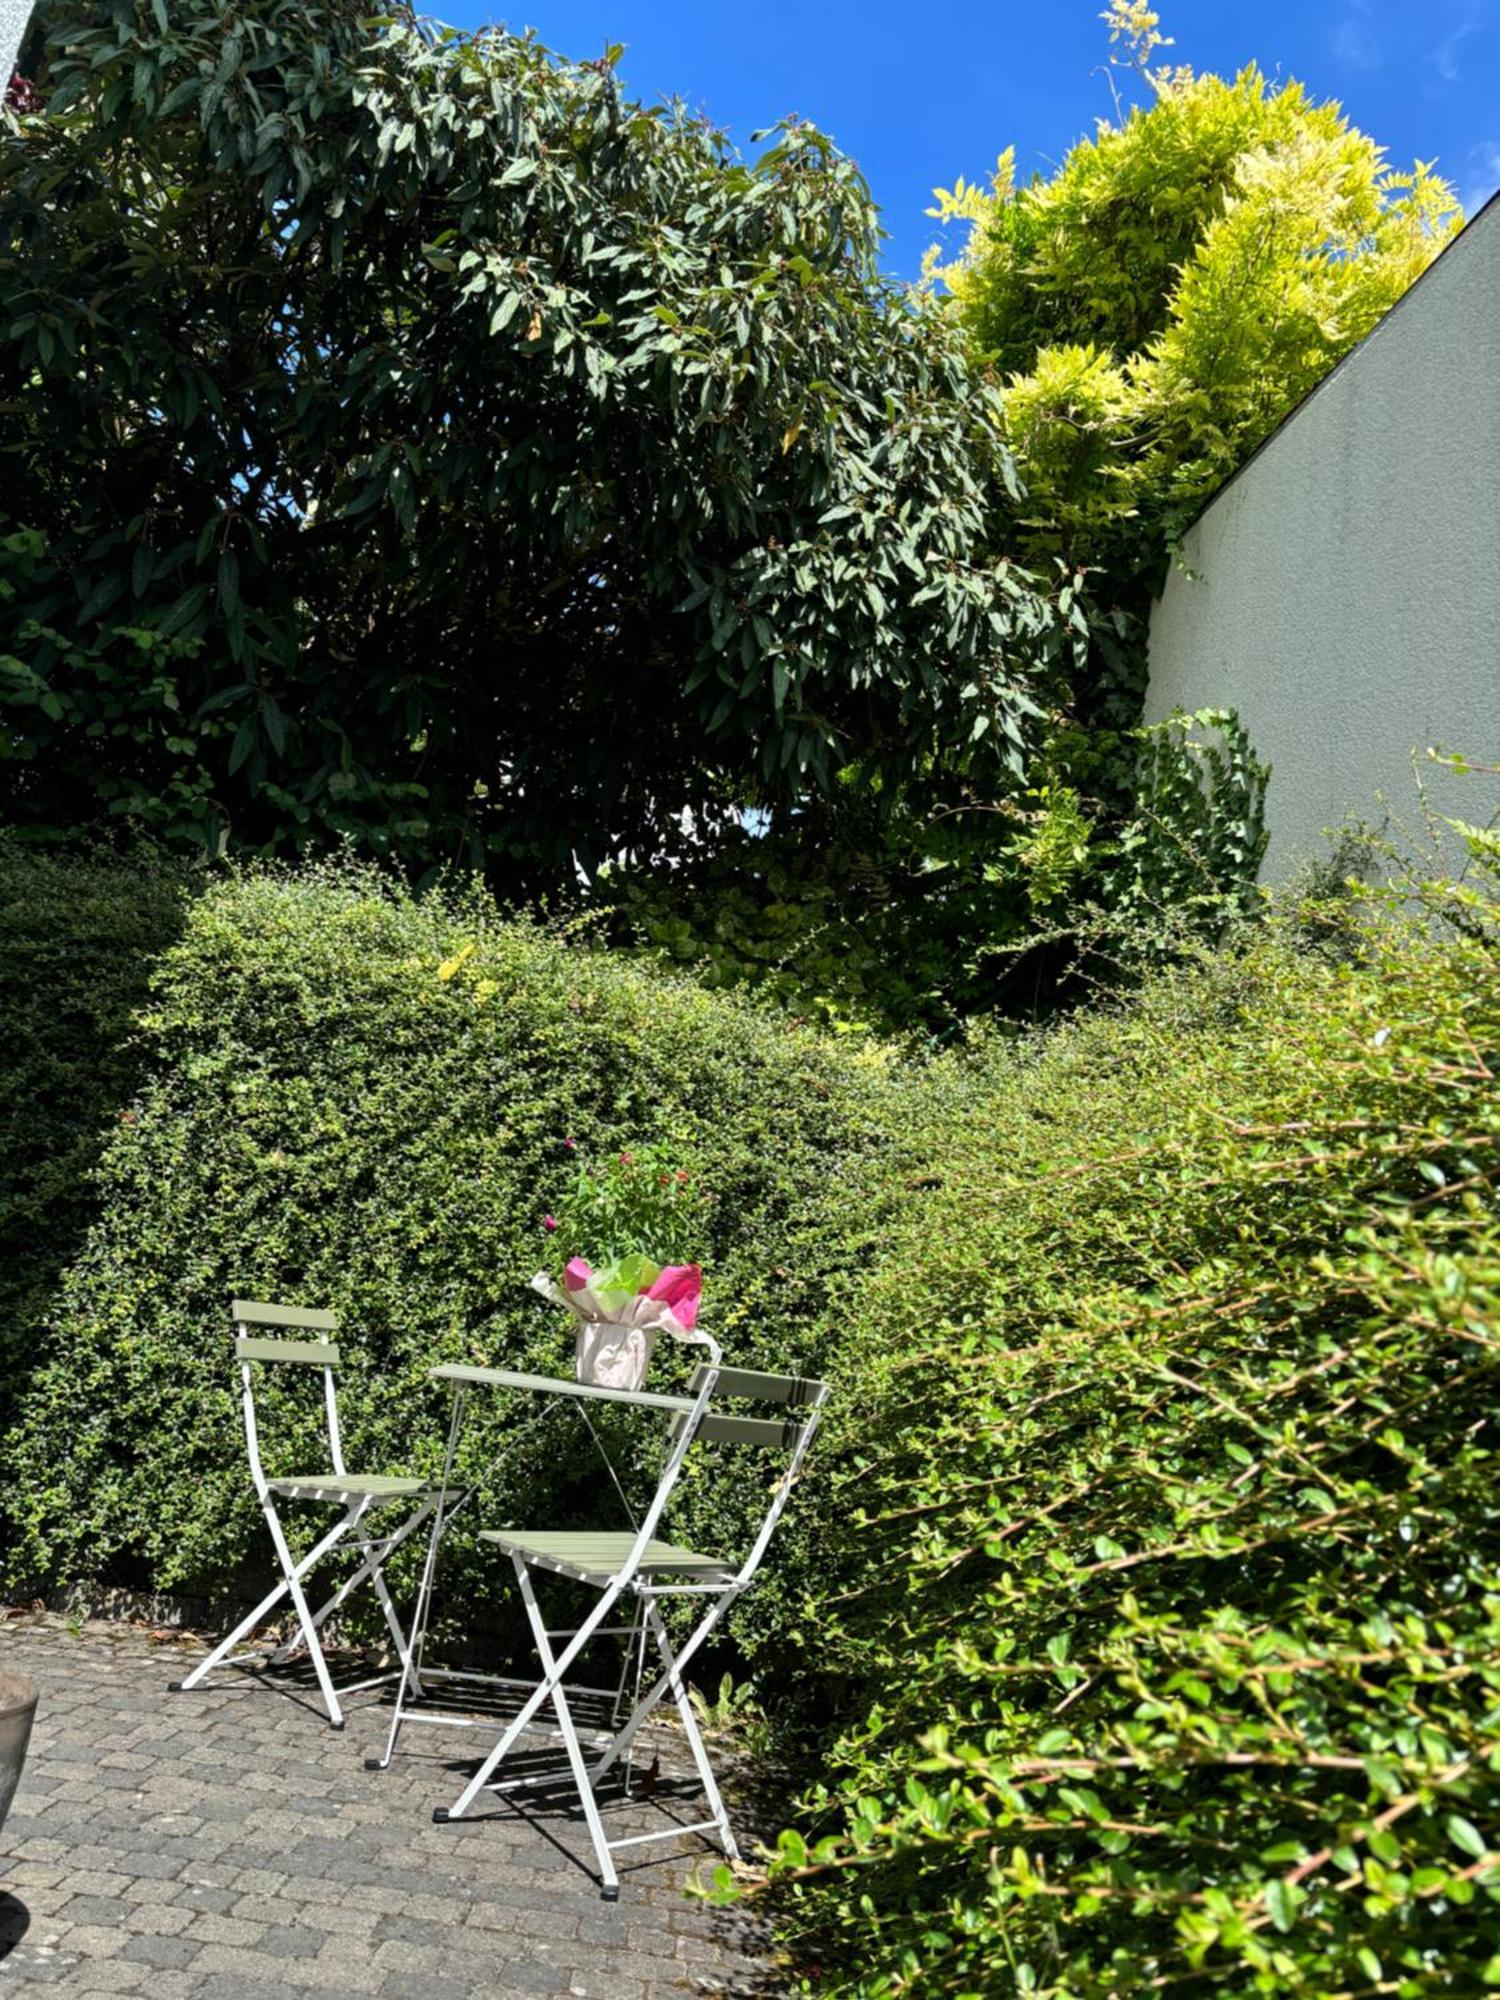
[929,23,1461,571]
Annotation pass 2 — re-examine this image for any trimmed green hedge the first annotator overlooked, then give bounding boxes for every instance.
[754,860,1500,1994]
[0,861,895,1653]
[5,839,1495,1995]
[0,842,192,1443]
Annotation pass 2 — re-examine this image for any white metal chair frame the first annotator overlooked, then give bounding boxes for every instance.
[169,1300,441,1730]
[423,1338,829,1898]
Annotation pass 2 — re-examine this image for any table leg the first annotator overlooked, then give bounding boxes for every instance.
[368,1382,467,1771]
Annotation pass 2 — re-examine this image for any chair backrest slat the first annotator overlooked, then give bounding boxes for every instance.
[236,1335,341,1368]
[663,1351,831,1591]
[687,1364,824,1406]
[232,1298,337,1332]
[231,1299,345,1487]
[668,1410,804,1450]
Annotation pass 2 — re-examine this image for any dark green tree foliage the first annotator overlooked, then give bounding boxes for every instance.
[0,860,890,1643]
[607,707,1267,1036]
[0,2,1057,877]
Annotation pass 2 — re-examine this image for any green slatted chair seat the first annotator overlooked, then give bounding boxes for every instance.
[268,1473,428,1502]
[479,1528,733,1582]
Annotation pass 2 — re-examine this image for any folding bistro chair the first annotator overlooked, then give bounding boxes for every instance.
[434,1347,829,1898]
[169,1300,441,1729]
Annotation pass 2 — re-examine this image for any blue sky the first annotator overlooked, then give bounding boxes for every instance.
[435,0,1500,276]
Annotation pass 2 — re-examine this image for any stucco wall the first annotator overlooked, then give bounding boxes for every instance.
[1,2,36,92]
[1146,197,1500,877]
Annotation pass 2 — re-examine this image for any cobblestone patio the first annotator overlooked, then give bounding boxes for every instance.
[0,1616,783,1999]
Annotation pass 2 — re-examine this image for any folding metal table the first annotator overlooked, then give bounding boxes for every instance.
[368,1361,701,1776]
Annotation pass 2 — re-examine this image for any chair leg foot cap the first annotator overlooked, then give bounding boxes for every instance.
[363,1757,384,1771]
[328,1719,345,1732]
[432,1808,451,1824]
[166,1681,184,1692]
[601,1885,619,1902]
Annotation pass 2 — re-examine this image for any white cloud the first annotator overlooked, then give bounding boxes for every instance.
[1330,0,1384,70]
[1429,1,1487,82]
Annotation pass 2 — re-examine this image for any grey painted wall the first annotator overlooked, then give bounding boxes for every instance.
[1,1,35,93]
[1146,196,1500,877]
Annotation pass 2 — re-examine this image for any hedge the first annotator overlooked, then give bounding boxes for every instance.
[0,858,898,1666]
[753,851,1500,1994]
[0,842,192,1444]
[5,837,1496,1996]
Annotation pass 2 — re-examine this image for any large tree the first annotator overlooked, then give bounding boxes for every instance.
[0,1,1060,878]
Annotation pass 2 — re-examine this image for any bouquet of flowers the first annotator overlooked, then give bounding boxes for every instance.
[534,1142,709,1390]
[531,1255,704,1391]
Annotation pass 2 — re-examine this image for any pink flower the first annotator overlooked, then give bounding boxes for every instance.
[646,1264,702,1331]
[563,1136,577,1150]
[564,1258,593,1292]
[543,1215,557,1232]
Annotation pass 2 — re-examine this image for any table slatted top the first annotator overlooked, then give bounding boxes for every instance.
[429,1363,697,1414]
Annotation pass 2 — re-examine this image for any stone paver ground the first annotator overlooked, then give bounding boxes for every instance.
[0,1615,784,1999]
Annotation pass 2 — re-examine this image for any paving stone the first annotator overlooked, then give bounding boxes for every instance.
[57,1894,132,1927]
[0,1950,74,1983]
[176,1884,238,1915]
[259,1923,323,1959]
[64,1964,151,1994]
[192,1979,303,2000]
[293,1903,380,1938]
[58,1871,126,1900]
[629,1921,690,1959]
[122,1901,195,1937]
[0,1615,782,1999]
[121,1876,185,1908]
[227,1894,300,1928]
[187,1942,306,1985]
[118,1932,200,1968]
[46,1923,128,1960]
[230,1868,287,1897]
[4,1841,67,1866]
[141,1980,218,2000]
[114,1851,186,1882]
[188,1913,268,1949]
[309,1930,384,1987]
[378,1978,474,2000]
[488,1959,579,1995]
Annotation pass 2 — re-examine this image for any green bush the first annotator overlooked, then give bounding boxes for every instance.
[0,841,193,1442]
[7,838,1494,1997]
[0,860,895,1656]
[751,848,1500,1994]
[607,708,1269,1037]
